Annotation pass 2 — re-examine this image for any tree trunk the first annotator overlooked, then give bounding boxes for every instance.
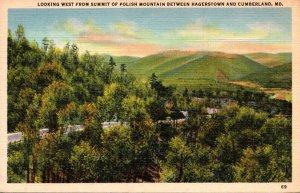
[42,166,47,183]
[26,161,30,183]
[177,163,183,182]
[232,139,236,163]
[31,160,37,183]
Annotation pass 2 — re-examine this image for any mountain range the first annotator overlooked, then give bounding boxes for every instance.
[102,51,292,89]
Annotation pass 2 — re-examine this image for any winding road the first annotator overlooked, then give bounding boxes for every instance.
[7,122,128,144]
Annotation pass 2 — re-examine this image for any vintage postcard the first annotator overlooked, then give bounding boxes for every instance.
[0,0,299,192]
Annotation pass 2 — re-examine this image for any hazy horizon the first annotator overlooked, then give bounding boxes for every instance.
[94,49,292,58]
[9,8,291,57]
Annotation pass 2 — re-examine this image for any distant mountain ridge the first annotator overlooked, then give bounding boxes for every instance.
[103,51,292,89]
[245,52,291,67]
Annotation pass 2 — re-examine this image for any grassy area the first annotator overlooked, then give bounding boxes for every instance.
[228,81,260,88]
[163,78,250,92]
[285,93,292,102]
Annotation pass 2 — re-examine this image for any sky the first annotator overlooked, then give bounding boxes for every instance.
[9,8,291,57]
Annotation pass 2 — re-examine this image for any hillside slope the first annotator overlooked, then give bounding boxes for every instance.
[124,51,267,82]
[245,53,291,67]
[240,63,292,89]
[126,51,200,77]
[160,52,267,81]
[101,55,140,66]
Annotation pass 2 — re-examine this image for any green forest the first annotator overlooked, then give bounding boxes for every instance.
[8,25,292,183]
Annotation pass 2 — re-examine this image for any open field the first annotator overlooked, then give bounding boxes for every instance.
[262,89,292,101]
[228,81,260,88]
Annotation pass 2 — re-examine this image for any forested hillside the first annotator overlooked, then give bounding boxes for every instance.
[8,25,292,183]
[241,63,292,89]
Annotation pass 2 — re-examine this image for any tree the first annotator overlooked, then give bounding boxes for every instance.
[181,98,208,144]
[149,73,174,98]
[183,88,189,98]
[122,95,149,127]
[69,68,91,103]
[8,26,44,132]
[259,116,291,154]
[20,94,41,182]
[80,103,103,148]
[36,131,74,182]
[147,98,168,123]
[70,141,99,182]
[99,126,134,182]
[120,63,127,73]
[70,43,80,68]
[161,136,192,182]
[60,42,78,72]
[233,145,291,182]
[8,143,26,182]
[38,81,74,132]
[221,106,268,162]
[29,62,66,92]
[122,95,160,181]
[57,102,81,129]
[16,25,25,43]
[42,37,49,52]
[258,116,292,180]
[109,56,116,68]
[107,56,116,82]
[97,83,128,122]
[213,133,235,182]
[150,73,158,90]
[44,39,59,63]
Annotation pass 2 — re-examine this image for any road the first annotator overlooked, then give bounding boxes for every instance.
[102,121,128,128]
[7,132,22,144]
[7,122,129,144]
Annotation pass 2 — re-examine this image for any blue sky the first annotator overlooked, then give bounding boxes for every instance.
[9,8,291,56]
